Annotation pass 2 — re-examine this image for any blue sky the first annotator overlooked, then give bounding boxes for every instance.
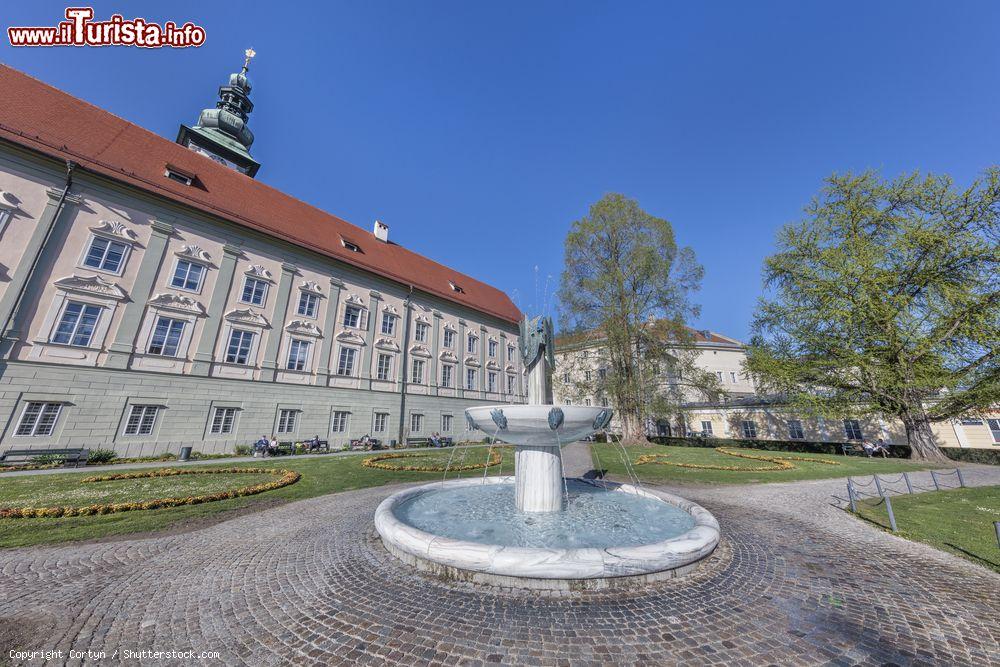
[3,1,998,339]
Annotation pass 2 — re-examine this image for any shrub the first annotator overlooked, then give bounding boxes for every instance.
[30,453,65,465]
[942,448,1000,466]
[87,448,118,464]
[234,445,252,456]
[645,435,913,458]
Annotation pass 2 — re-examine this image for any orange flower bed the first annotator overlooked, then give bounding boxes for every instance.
[636,447,839,472]
[0,467,300,519]
[362,450,503,472]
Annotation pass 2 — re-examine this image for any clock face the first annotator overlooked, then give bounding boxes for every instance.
[186,140,249,173]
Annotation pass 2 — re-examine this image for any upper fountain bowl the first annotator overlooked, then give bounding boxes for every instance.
[465,404,613,447]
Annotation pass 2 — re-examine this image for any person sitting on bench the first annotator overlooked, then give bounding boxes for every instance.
[429,432,442,447]
[872,439,890,458]
[306,435,322,452]
[267,436,279,456]
[253,435,270,457]
[862,439,875,457]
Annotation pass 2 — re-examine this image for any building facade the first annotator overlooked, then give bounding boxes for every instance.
[553,327,1000,449]
[0,63,525,457]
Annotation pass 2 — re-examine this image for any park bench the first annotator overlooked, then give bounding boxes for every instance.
[275,441,297,456]
[840,443,868,456]
[350,437,382,451]
[302,439,330,453]
[405,437,453,448]
[0,447,90,468]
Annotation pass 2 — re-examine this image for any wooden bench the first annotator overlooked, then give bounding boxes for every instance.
[840,443,868,456]
[1,447,90,468]
[275,441,297,456]
[350,437,382,451]
[302,439,329,453]
[405,437,453,448]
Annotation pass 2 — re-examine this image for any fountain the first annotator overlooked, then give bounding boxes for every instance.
[374,316,720,589]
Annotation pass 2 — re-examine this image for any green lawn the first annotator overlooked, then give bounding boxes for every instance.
[853,486,1000,572]
[591,443,937,485]
[0,446,512,548]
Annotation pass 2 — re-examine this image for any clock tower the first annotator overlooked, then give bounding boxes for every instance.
[176,49,261,177]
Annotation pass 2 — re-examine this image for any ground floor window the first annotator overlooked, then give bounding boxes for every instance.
[331,411,350,433]
[15,402,62,437]
[988,419,1000,444]
[373,412,389,433]
[410,413,423,433]
[787,419,804,440]
[441,414,452,432]
[701,420,713,436]
[124,405,159,436]
[277,409,298,434]
[844,419,863,441]
[210,407,238,434]
[741,420,757,439]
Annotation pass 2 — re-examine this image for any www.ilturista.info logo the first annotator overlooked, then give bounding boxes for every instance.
[8,7,206,48]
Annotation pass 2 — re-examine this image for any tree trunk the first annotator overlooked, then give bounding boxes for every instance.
[619,410,651,445]
[901,413,949,462]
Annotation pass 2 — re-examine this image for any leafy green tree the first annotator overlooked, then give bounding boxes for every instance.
[747,170,1000,461]
[558,193,717,443]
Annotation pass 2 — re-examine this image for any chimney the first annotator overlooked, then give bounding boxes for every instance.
[373,219,389,242]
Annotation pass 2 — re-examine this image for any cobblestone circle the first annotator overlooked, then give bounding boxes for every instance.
[1,468,998,666]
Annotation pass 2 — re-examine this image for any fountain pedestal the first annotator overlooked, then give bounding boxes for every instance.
[514,444,563,512]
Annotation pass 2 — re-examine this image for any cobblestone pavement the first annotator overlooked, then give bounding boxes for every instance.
[1,465,998,666]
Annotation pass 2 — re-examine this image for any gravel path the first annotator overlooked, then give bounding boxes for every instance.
[0,459,997,665]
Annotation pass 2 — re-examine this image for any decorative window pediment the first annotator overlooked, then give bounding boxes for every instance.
[439,350,458,363]
[90,220,138,243]
[335,330,367,346]
[344,293,366,306]
[381,303,399,315]
[486,360,501,370]
[53,274,128,301]
[176,245,213,265]
[505,364,516,373]
[148,293,206,316]
[414,314,431,324]
[285,320,322,337]
[410,344,432,358]
[375,337,401,352]
[465,355,481,367]
[245,264,274,282]
[443,322,457,332]
[299,280,323,295]
[224,308,270,328]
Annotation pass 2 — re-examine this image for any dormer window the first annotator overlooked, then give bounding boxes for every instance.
[449,281,464,293]
[341,238,363,253]
[164,164,195,186]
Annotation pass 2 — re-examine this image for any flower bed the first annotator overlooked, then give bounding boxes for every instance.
[362,449,503,472]
[0,467,300,519]
[636,447,840,472]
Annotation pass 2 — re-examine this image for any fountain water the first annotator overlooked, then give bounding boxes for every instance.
[374,315,720,589]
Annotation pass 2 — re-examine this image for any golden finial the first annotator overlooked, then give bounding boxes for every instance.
[242,48,256,74]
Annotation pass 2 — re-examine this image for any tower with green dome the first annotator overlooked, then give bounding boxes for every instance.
[176,49,261,177]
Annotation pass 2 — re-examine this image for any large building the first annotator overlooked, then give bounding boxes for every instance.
[554,326,1000,450]
[0,62,525,457]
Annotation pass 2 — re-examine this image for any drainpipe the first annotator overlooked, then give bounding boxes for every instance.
[397,285,414,447]
[0,160,76,349]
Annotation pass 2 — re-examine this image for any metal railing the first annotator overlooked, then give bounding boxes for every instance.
[844,468,966,532]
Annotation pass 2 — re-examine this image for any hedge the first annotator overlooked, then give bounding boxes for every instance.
[942,448,1000,466]
[644,435,913,458]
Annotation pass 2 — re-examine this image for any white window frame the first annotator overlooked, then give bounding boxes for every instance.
[376,353,393,381]
[210,406,239,435]
[410,413,423,433]
[441,364,454,388]
[411,358,425,384]
[297,291,319,319]
[741,420,757,439]
[169,258,207,294]
[224,328,257,365]
[701,420,714,436]
[240,276,269,307]
[381,314,397,336]
[50,300,104,347]
[787,420,805,440]
[488,371,497,393]
[342,304,365,329]
[507,374,516,394]
[844,419,863,441]
[987,418,1000,444]
[80,234,131,276]
[331,410,350,433]
[467,333,478,354]
[146,315,186,357]
[488,340,498,358]
[336,346,358,376]
[414,322,429,343]
[14,402,63,437]
[441,414,453,432]
[373,412,389,433]
[443,329,456,348]
[286,338,313,371]
[466,368,477,390]
[277,408,299,435]
[123,404,160,436]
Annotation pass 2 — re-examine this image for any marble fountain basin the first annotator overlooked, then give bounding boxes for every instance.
[464,404,612,446]
[374,477,721,590]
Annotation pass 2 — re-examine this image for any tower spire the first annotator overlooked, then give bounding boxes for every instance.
[175,49,262,177]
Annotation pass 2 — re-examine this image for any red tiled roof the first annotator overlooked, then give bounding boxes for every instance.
[0,65,521,324]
